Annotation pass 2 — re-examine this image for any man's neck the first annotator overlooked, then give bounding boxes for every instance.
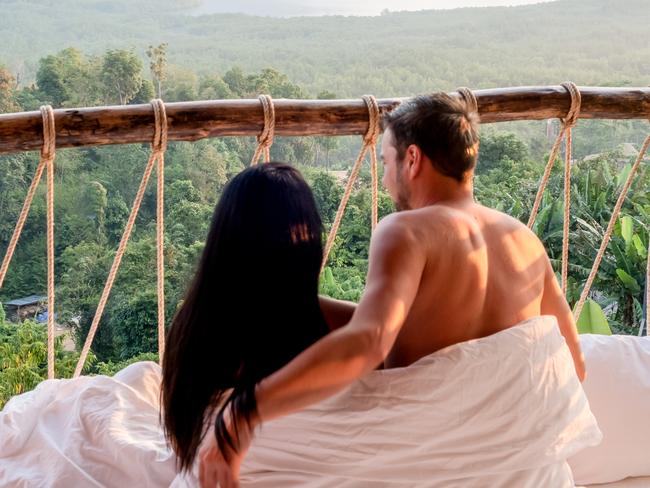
[413,178,475,209]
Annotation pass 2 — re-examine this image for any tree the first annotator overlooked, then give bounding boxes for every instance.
[223,66,246,96]
[199,75,234,100]
[82,181,108,242]
[0,66,18,113]
[130,78,155,104]
[146,43,168,98]
[110,289,159,360]
[315,90,340,168]
[36,48,101,107]
[310,171,343,225]
[247,68,305,98]
[0,317,94,408]
[36,52,72,106]
[100,49,143,105]
[163,65,198,102]
[477,133,530,174]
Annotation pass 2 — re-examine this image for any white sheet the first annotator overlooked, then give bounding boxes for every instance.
[569,334,650,485]
[177,316,602,487]
[1,316,602,487]
[0,362,176,487]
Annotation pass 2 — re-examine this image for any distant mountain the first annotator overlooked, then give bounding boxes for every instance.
[187,0,554,17]
[1,0,648,97]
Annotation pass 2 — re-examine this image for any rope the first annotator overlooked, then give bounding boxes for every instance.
[0,106,56,378]
[527,83,581,229]
[560,82,581,295]
[74,100,168,377]
[363,95,380,231]
[151,99,167,366]
[321,95,380,271]
[457,87,478,114]
[573,130,650,321]
[250,95,275,165]
[42,106,56,380]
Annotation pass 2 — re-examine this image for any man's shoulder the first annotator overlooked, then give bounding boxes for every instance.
[479,205,545,248]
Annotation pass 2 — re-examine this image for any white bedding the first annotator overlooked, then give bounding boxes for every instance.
[0,362,175,487]
[1,316,603,487]
[225,315,602,487]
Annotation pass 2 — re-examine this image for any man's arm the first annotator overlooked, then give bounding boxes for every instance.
[540,256,586,382]
[255,214,426,424]
[318,295,356,331]
[198,216,426,487]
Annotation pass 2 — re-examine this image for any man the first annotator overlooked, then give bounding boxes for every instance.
[199,93,587,487]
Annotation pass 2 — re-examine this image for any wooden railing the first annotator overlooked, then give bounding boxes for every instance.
[0,86,649,154]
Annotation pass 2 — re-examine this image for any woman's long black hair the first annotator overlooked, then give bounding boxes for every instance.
[162,163,329,471]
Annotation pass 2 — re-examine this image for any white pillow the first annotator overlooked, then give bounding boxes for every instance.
[568,334,650,485]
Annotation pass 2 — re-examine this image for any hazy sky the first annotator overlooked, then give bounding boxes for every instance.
[192,0,556,17]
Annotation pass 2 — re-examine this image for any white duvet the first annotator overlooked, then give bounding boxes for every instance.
[1,315,602,487]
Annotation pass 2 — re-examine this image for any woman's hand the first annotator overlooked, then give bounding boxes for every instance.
[198,408,255,488]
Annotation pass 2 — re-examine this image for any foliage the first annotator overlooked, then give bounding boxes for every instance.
[0,311,95,409]
[575,299,612,335]
[100,49,143,105]
[146,43,168,98]
[0,66,19,113]
[2,0,649,100]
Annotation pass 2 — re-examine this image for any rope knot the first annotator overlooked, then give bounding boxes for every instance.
[362,95,380,145]
[40,105,56,160]
[257,94,275,148]
[150,99,168,153]
[457,87,478,115]
[560,82,581,128]
[250,95,275,165]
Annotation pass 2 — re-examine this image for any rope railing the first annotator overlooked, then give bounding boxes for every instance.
[527,82,581,296]
[0,105,57,378]
[1,85,649,379]
[73,99,168,377]
[321,95,380,271]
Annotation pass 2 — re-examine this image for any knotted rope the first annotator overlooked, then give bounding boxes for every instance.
[559,82,581,295]
[0,106,56,378]
[43,106,56,380]
[573,128,650,321]
[250,95,275,165]
[321,95,380,271]
[152,99,167,366]
[526,82,581,295]
[527,83,581,228]
[457,87,478,114]
[74,99,168,377]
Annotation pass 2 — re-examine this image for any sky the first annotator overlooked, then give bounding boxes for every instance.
[190,0,557,17]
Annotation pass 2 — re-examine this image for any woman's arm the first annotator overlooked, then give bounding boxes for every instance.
[318,295,356,331]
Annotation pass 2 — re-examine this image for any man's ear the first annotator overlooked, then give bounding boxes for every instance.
[406,144,423,180]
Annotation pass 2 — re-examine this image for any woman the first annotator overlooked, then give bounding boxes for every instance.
[161,163,354,472]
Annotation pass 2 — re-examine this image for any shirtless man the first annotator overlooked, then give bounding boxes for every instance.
[199,93,586,487]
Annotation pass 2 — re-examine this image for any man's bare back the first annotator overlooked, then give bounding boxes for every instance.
[384,202,551,368]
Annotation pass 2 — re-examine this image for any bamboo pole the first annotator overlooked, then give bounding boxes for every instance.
[0,86,649,154]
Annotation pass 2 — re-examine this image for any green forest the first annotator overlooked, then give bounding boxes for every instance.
[1,0,649,407]
[1,0,649,95]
